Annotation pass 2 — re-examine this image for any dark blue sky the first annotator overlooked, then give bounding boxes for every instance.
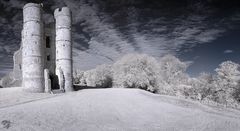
[180,28,240,76]
[0,0,239,77]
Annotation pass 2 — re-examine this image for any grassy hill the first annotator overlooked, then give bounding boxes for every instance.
[0,88,240,131]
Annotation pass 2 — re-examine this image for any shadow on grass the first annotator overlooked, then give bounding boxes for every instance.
[73,85,110,91]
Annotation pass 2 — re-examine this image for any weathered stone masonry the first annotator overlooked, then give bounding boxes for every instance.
[54,7,73,92]
[1,3,73,93]
[22,3,44,92]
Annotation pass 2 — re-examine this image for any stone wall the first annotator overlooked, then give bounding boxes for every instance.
[44,24,56,74]
[22,3,44,92]
[0,3,74,93]
[54,7,73,92]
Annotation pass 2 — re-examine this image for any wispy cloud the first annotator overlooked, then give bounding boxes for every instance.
[224,50,234,54]
[0,0,239,75]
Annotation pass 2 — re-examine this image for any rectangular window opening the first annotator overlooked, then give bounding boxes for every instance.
[46,36,50,48]
[47,55,50,61]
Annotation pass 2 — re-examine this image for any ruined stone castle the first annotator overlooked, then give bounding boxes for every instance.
[1,3,73,93]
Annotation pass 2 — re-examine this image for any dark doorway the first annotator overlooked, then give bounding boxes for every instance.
[50,74,60,90]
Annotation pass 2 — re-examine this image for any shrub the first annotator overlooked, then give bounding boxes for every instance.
[73,69,84,84]
[0,72,21,87]
[84,64,113,88]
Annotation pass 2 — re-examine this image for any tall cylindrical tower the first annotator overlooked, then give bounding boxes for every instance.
[54,7,73,92]
[22,3,44,92]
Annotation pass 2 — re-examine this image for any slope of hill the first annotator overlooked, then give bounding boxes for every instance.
[0,88,240,131]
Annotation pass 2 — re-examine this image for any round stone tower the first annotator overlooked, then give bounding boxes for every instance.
[22,3,44,92]
[54,7,73,92]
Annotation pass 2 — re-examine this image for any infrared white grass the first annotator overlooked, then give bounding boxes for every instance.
[0,88,240,131]
[0,87,59,108]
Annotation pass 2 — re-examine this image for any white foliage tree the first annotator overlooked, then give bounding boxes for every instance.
[215,61,240,87]
[158,54,190,95]
[112,53,160,92]
[159,54,189,85]
[190,72,214,100]
[84,64,113,88]
[213,61,240,105]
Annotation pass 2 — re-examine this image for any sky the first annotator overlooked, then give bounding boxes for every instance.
[0,0,239,77]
